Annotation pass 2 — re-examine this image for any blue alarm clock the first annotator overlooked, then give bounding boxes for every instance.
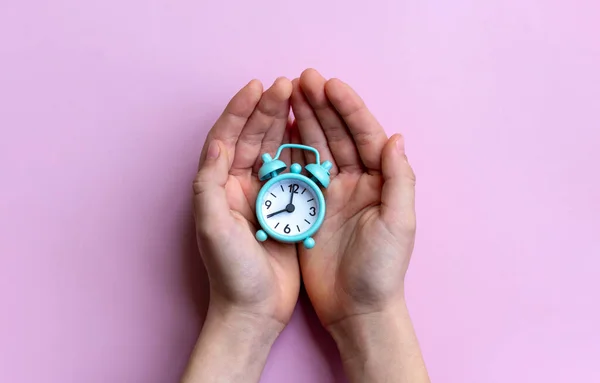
[255,144,332,249]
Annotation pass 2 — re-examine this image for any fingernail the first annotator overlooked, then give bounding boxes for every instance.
[395,136,405,154]
[207,140,220,160]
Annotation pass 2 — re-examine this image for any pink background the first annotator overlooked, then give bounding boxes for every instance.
[1,0,599,382]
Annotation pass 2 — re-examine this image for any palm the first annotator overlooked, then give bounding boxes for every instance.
[220,173,298,322]
[300,172,409,325]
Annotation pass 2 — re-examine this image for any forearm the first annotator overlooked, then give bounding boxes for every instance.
[328,300,430,383]
[180,306,282,383]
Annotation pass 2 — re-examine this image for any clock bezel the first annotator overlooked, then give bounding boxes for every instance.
[256,172,326,243]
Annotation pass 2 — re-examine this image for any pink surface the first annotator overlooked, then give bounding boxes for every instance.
[1,0,599,382]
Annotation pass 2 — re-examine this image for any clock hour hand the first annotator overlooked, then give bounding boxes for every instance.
[266,203,296,218]
[266,208,287,218]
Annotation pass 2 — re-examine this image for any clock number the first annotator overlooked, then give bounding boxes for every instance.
[265,200,272,209]
[288,184,299,194]
[284,224,291,234]
[309,207,316,216]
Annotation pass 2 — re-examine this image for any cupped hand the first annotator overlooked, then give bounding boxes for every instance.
[193,77,299,329]
[290,69,417,328]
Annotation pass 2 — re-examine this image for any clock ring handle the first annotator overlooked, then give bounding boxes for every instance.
[259,144,332,188]
[273,144,321,165]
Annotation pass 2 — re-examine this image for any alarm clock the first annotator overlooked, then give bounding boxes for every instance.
[255,144,332,249]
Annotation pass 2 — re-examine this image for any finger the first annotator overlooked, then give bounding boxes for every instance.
[290,78,339,175]
[325,78,388,172]
[277,119,292,167]
[199,80,263,170]
[193,140,234,239]
[299,69,361,173]
[289,120,306,167]
[231,77,293,173]
[380,134,416,232]
[251,82,292,174]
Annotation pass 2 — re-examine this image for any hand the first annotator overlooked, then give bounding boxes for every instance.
[291,69,428,382]
[292,69,415,327]
[182,78,298,383]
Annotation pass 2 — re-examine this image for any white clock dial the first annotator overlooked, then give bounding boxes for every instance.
[259,178,320,236]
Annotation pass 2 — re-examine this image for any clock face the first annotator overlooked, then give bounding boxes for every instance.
[259,177,320,237]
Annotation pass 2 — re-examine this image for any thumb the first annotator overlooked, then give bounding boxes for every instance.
[193,140,233,237]
[380,134,417,231]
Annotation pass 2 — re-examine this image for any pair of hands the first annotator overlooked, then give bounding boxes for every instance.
[188,69,423,382]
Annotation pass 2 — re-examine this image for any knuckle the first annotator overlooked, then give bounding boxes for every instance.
[259,138,281,154]
[402,156,417,184]
[195,215,229,242]
[239,131,265,146]
[195,222,213,240]
[192,171,213,196]
[323,125,350,143]
[401,216,417,234]
[382,212,416,237]
[353,130,385,147]
[352,131,374,146]
[257,101,281,117]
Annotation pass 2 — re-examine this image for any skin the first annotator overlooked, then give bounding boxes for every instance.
[181,69,429,383]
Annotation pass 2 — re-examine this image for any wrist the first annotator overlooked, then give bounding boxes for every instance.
[327,299,430,383]
[327,300,408,363]
[204,302,285,343]
[180,305,283,383]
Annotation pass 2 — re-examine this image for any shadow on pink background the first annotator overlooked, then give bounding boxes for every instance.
[1,0,599,382]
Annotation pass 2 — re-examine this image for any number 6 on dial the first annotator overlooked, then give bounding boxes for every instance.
[254,144,331,249]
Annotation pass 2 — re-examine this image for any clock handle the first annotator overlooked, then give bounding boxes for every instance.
[259,144,332,188]
[273,144,321,164]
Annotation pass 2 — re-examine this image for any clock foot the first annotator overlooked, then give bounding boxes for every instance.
[303,237,315,249]
[255,230,268,242]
